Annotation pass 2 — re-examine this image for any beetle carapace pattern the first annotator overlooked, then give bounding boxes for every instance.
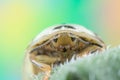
[23,24,106,80]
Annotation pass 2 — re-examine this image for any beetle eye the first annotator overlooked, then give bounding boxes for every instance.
[53,26,62,30]
[64,25,76,29]
[70,37,76,41]
[53,38,58,43]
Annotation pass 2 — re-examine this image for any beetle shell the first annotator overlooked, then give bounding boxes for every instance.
[23,24,106,80]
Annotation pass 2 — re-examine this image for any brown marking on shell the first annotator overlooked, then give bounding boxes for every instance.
[24,24,106,80]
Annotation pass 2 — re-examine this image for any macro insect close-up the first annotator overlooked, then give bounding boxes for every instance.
[23,24,106,80]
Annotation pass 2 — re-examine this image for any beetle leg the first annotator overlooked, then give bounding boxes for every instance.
[31,59,51,80]
[76,45,103,57]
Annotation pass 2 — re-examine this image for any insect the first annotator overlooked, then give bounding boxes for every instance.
[23,24,106,80]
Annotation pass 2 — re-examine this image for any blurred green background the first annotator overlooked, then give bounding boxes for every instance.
[0,0,120,80]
